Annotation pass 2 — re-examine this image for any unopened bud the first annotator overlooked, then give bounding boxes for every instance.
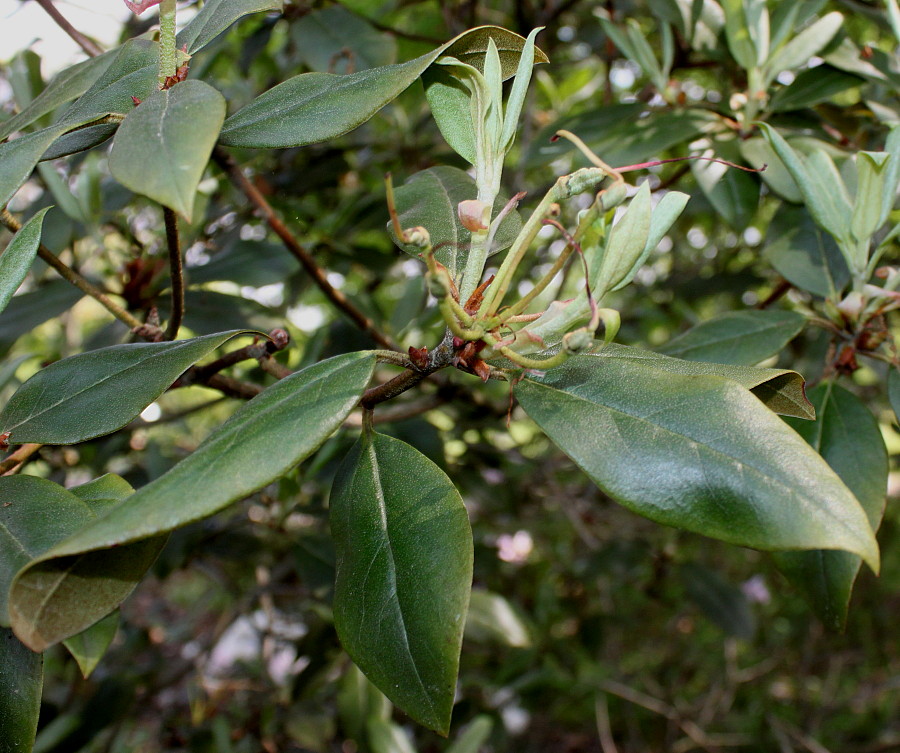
[403,226,431,248]
[426,271,451,298]
[563,328,593,354]
[458,200,489,232]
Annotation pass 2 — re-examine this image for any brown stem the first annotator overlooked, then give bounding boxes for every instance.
[162,207,184,339]
[0,443,43,475]
[756,278,792,309]
[204,373,262,399]
[1,209,147,332]
[360,333,456,409]
[212,147,399,352]
[34,0,103,57]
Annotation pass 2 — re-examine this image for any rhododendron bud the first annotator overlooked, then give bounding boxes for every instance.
[124,0,162,13]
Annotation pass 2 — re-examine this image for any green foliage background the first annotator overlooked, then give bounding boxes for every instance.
[1,0,899,751]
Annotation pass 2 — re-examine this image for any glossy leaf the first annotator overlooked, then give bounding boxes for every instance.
[0,208,50,315]
[9,353,375,649]
[331,432,473,735]
[775,384,888,630]
[514,354,879,570]
[0,330,253,445]
[0,627,42,753]
[597,344,814,419]
[389,166,522,281]
[765,204,849,297]
[659,309,805,365]
[219,26,543,148]
[0,51,114,141]
[109,80,225,219]
[291,6,396,72]
[176,0,282,55]
[63,611,119,679]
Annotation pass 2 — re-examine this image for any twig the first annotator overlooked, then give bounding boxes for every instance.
[595,693,620,753]
[34,0,103,57]
[204,374,262,400]
[1,209,147,333]
[756,278,792,310]
[0,444,43,475]
[344,394,445,426]
[212,147,399,352]
[181,331,289,385]
[360,333,457,409]
[163,207,184,339]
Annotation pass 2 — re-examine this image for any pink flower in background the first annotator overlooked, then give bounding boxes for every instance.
[124,0,162,13]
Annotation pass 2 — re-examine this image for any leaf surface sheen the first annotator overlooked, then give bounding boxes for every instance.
[515,354,878,570]
[331,432,473,735]
[0,208,51,316]
[0,627,42,753]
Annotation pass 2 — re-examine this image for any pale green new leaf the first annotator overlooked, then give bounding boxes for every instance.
[593,182,652,297]
[721,0,761,70]
[500,27,542,151]
[515,355,879,571]
[109,80,225,219]
[763,12,842,85]
[331,432,473,735]
[851,151,892,243]
[0,208,50,315]
[63,611,119,679]
[0,330,254,445]
[775,384,887,631]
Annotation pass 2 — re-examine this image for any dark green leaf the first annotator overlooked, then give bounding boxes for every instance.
[109,80,225,219]
[765,204,850,297]
[63,611,118,679]
[690,140,759,230]
[0,627,42,753]
[291,6,396,72]
[597,344,814,419]
[389,166,522,281]
[219,26,543,149]
[177,0,282,55]
[40,123,118,161]
[0,281,82,359]
[0,208,50,315]
[770,66,864,112]
[681,563,755,639]
[0,51,114,141]
[186,240,300,286]
[331,432,473,735]
[514,354,879,570]
[775,384,888,631]
[9,352,375,649]
[0,330,254,445]
[0,124,74,208]
[659,310,806,365]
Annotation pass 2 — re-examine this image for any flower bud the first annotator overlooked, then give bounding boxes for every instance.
[124,0,162,13]
[457,200,490,232]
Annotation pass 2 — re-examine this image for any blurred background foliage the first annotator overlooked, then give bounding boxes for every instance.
[2,0,900,750]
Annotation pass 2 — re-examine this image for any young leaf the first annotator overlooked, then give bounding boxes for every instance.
[331,432,473,735]
[176,0,281,55]
[658,310,806,365]
[763,12,843,85]
[774,383,888,631]
[219,26,545,149]
[592,181,652,297]
[514,354,879,571]
[0,330,256,445]
[388,166,522,280]
[0,627,42,753]
[500,27,542,151]
[851,151,892,243]
[9,352,375,650]
[0,207,51,316]
[108,80,226,219]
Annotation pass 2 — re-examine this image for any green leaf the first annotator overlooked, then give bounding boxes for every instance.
[446,716,493,753]
[851,151,892,243]
[331,432,473,735]
[0,208,51,316]
[774,383,888,631]
[0,330,254,445]
[680,563,755,639]
[63,611,118,679]
[659,310,806,365]
[757,124,851,247]
[291,6,396,72]
[596,343,814,419]
[721,0,765,70]
[388,166,522,281]
[769,66,863,112]
[109,80,225,219]
[465,589,532,647]
[593,181,651,297]
[0,124,75,208]
[690,139,759,230]
[739,136,802,202]
[763,12,843,84]
[177,0,282,55]
[9,352,375,650]
[0,627,42,753]
[0,476,97,625]
[514,354,879,570]
[367,719,417,753]
[422,64,478,163]
[765,204,849,298]
[219,26,545,149]
[40,122,118,162]
[889,367,900,425]
[0,281,82,359]
[0,51,114,141]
